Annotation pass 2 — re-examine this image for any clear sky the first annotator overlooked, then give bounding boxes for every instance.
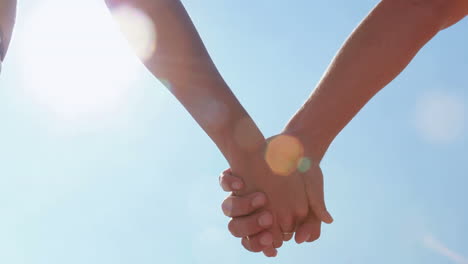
[0,0,467,263]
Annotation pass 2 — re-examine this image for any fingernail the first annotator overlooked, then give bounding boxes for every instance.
[251,194,266,208]
[260,233,273,246]
[258,213,273,227]
[232,182,242,191]
[305,234,311,242]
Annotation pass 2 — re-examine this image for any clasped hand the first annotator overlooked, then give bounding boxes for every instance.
[219,134,333,257]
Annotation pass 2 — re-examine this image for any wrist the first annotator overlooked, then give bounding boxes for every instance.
[219,115,265,166]
[281,120,331,163]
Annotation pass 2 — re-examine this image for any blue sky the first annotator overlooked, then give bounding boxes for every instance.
[0,0,467,263]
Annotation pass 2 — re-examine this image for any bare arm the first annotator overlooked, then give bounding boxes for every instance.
[104,0,264,163]
[219,0,468,251]
[284,0,468,161]
[105,1,328,254]
[208,0,468,255]
[0,0,16,60]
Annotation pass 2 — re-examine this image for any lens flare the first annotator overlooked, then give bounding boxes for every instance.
[265,135,304,176]
[110,5,157,61]
[423,234,468,264]
[191,93,229,132]
[297,157,312,173]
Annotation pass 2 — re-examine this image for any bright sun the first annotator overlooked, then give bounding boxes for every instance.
[17,0,150,121]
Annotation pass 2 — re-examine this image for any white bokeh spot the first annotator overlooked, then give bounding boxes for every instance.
[415,91,465,144]
[110,5,156,61]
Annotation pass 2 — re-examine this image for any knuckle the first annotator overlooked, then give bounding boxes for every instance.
[250,192,266,208]
[226,197,250,217]
[282,214,294,225]
[295,206,309,219]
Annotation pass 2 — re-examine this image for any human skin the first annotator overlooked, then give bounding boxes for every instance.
[0,0,305,257]
[103,0,332,257]
[0,0,16,60]
[1,0,466,258]
[220,161,329,251]
[221,0,468,254]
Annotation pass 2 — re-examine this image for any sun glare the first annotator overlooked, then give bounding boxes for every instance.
[110,5,156,61]
[17,0,141,121]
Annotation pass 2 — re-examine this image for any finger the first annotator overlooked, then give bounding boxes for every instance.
[309,198,333,224]
[278,214,295,242]
[222,192,267,217]
[308,189,333,224]
[283,232,293,242]
[219,169,244,192]
[305,167,334,224]
[294,213,321,244]
[228,211,273,238]
[270,222,284,249]
[263,247,278,258]
[240,231,274,252]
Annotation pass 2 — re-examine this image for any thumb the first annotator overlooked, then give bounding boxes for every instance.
[305,166,334,224]
[309,197,333,224]
[312,205,334,224]
[309,198,333,224]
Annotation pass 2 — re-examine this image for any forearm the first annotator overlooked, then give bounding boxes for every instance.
[0,0,16,60]
[284,0,467,161]
[105,0,264,163]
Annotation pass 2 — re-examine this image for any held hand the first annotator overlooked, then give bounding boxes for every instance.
[220,169,329,244]
[219,170,278,257]
[220,134,333,256]
[228,138,311,254]
[258,134,333,226]
[220,169,328,245]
